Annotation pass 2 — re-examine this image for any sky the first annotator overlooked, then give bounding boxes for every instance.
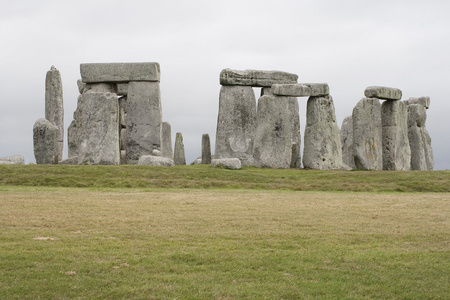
[1,0,449,169]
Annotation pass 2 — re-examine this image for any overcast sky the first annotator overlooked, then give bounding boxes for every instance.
[1,0,449,169]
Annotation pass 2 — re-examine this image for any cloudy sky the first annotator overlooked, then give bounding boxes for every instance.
[1,0,449,169]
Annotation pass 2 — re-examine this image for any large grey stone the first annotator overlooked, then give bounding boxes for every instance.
[201,133,212,164]
[404,96,430,109]
[215,85,257,166]
[303,95,342,170]
[138,155,174,167]
[407,104,433,170]
[352,98,382,170]
[287,97,301,168]
[67,120,78,159]
[340,116,356,169]
[0,155,25,165]
[364,86,402,100]
[78,92,120,165]
[59,156,78,165]
[119,97,127,128]
[174,132,186,165]
[381,101,411,170]
[220,69,298,87]
[116,83,129,96]
[45,66,64,162]
[161,122,173,159]
[211,158,241,170]
[80,62,160,83]
[126,82,162,164]
[253,95,293,169]
[83,83,116,94]
[271,83,329,97]
[33,118,58,164]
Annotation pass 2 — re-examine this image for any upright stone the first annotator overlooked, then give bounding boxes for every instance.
[174,132,186,165]
[340,116,356,169]
[287,97,301,168]
[220,69,298,87]
[303,95,342,170]
[201,134,212,164]
[126,82,162,164]
[161,122,173,159]
[404,96,430,109]
[381,101,411,170]
[67,120,78,159]
[352,98,382,170]
[78,93,120,165]
[33,118,58,164]
[407,104,434,170]
[215,85,257,166]
[45,66,64,162]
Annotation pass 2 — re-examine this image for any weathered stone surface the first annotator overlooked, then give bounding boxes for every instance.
[404,96,430,109]
[364,86,402,100]
[120,150,127,165]
[45,66,64,162]
[381,101,411,170]
[161,122,173,159]
[211,158,241,170]
[407,104,434,170]
[126,82,162,164]
[271,83,329,97]
[77,79,86,94]
[59,156,78,165]
[303,95,342,170]
[291,143,301,169]
[0,155,25,165]
[174,132,186,165]
[119,97,127,128]
[220,69,298,87]
[83,83,116,94]
[138,155,175,167]
[80,62,160,83]
[260,87,273,96]
[78,92,120,165]
[201,134,212,164]
[67,120,78,159]
[215,86,257,166]
[116,83,129,96]
[340,116,356,169]
[352,98,382,170]
[33,118,58,164]
[120,128,127,150]
[307,83,330,97]
[253,95,293,169]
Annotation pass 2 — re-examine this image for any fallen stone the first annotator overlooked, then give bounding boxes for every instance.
[407,104,433,170]
[33,118,58,164]
[220,69,298,87]
[364,86,402,100]
[77,79,86,94]
[161,122,173,159]
[303,95,342,170]
[201,134,212,164]
[352,98,382,170]
[291,142,301,169]
[190,157,202,165]
[45,66,64,162]
[174,132,186,165]
[211,158,241,170]
[340,116,356,169]
[138,155,174,167]
[0,155,25,165]
[260,87,273,96]
[59,156,78,165]
[80,62,161,83]
[271,83,329,97]
[404,96,430,109]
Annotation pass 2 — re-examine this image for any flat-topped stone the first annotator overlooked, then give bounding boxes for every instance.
[271,83,329,97]
[404,96,430,109]
[211,158,241,170]
[80,62,160,83]
[220,69,298,87]
[138,155,174,167]
[364,86,402,100]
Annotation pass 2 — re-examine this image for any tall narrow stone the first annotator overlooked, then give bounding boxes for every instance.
[215,85,257,166]
[340,116,356,169]
[381,101,411,170]
[407,104,433,170]
[126,82,162,164]
[352,98,382,170]
[67,120,78,159]
[201,134,212,164]
[174,132,186,165]
[161,122,173,159]
[303,95,342,170]
[287,97,301,168]
[33,118,58,164]
[45,66,64,161]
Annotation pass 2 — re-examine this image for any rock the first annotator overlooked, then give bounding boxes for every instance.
[352,98,382,170]
[83,83,116,94]
[0,155,25,165]
[220,69,298,87]
[45,66,64,162]
[260,87,273,96]
[120,128,127,150]
[80,62,160,83]
[211,158,241,170]
[271,83,329,97]
[201,133,212,164]
[126,82,162,164]
[407,104,434,170]
[364,86,402,100]
[340,116,356,169]
[119,97,127,128]
[116,83,129,96]
[77,92,120,165]
[152,149,162,156]
[77,79,86,94]
[33,118,58,164]
[303,95,342,170]
[404,96,430,109]
[291,142,301,169]
[252,95,293,169]
[138,155,174,167]
[174,132,186,165]
[341,162,353,171]
[161,122,173,159]
[67,120,78,158]
[215,85,257,166]
[59,156,78,165]
[190,157,203,165]
[381,101,411,170]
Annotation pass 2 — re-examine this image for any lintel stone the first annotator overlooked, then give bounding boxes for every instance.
[220,69,298,87]
[271,83,329,97]
[80,62,160,83]
[364,86,402,100]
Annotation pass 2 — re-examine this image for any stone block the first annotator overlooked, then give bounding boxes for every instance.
[161,122,173,159]
[404,96,430,109]
[33,118,58,164]
[220,69,298,87]
[116,83,129,96]
[271,84,311,97]
[45,66,64,162]
[201,133,212,164]
[59,157,78,165]
[0,155,25,165]
[364,86,402,100]
[80,62,160,83]
[138,155,175,167]
[211,158,241,170]
[340,116,356,169]
[407,104,433,170]
[174,132,186,165]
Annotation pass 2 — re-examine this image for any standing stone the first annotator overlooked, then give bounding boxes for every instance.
[33,118,58,164]
[287,97,301,168]
[352,98,382,170]
[220,69,298,87]
[174,132,186,165]
[253,95,293,169]
[45,66,64,162]
[201,134,212,164]
[291,143,301,169]
[404,96,430,109]
[67,120,78,159]
[215,85,257,166]
[381,101,411,170]
[119,97,127,128]
[407,104,433,170]
[303,95,342,170]
[126,82,162,164]
[340,116,356,169]
[78,93,120,165]
[161,122,173,159]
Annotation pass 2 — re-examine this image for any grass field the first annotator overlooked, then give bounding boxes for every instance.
[0,165,449,299]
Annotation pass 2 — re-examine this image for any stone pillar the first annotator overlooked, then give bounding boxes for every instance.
[45,66,64,162]
[67,120,78,159]
[407,104,433,170]
[161,122,173,159]
[174,132,186,165]
[33,118,58,164]
[201,133,212,164]
[340,116,356,169]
